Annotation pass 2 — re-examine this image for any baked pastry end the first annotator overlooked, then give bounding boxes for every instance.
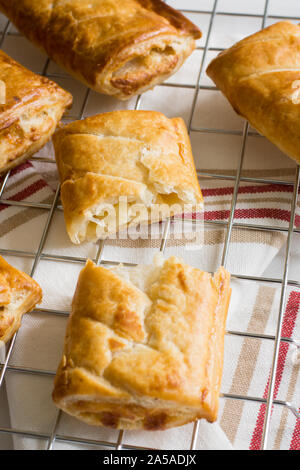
[0,256,42,344]
[53,256,231,430]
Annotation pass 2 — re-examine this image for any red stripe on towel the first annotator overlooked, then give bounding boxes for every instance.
[249,292,300,450]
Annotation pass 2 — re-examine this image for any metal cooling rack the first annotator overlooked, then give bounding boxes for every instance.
[0,0,299,451]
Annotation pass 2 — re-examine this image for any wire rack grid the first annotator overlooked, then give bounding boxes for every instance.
[0,0,299,451]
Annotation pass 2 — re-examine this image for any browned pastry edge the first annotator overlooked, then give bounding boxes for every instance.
[136,0,201,39]
[0,255,42,343]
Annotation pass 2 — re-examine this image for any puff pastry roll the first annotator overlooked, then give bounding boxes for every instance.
[53,256,231,430]
[53,110,203,244]
[207,21,300,165]
[0,0,201,100]
[0,49,72,173]
[0,256,42,344]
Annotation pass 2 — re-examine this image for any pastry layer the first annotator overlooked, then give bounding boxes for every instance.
[0,256,42,343]
[53,256,231,429]
[53,110,203,244]
[0,49,72,173]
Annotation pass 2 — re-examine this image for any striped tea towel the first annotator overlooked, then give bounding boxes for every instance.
[0,158,299,450]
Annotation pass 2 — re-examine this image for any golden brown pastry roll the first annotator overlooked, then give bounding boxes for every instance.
[0,49,72,174]
[53,256,231,430]
[53,110,203,244]
[206,21,300,165]
[0,256,42,344]
[0,0,201,100]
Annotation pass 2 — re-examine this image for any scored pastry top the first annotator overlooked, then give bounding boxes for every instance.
[0,50,71,122]
[53,256,231,430]
[206,21,300,164]
[0,49,72,173]
[53,110,203,244]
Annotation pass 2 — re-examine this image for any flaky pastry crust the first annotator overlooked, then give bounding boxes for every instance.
[0,256,42,343]
[53,110,203,244]
[0,0,201,100]
[53,256,231,430]
[207,21,300,165]
[0,49,72,173]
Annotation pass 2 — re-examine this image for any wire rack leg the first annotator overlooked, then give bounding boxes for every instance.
[221,122,248,266]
